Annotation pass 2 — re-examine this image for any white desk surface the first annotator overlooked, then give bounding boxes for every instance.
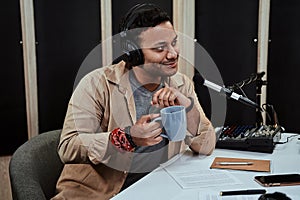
[111,133,300,200]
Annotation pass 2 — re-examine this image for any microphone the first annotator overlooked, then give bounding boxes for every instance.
[195,74,262,110]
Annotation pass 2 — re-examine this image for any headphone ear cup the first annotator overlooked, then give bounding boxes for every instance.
[122,39,144,66]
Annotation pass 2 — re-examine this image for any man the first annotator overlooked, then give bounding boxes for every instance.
[52,3,215,200]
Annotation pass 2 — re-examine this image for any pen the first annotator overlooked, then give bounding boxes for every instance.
[220,189,266,196]
[216,161,253,165]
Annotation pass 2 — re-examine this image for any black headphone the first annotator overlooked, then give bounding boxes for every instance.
[119,3,160,67]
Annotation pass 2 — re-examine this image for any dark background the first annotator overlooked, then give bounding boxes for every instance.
[34,0,102,134]
[268,0,300,133]
[1,0,300,155]
[194,0,258,127]
[0,0,27,155]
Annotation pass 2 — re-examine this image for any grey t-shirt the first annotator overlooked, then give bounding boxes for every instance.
[120,71,169,191]
[129,70,168,152]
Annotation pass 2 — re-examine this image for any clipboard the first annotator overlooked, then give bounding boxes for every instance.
[210,157,270,172]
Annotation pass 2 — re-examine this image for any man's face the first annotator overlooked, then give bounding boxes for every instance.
[139,21,179,78]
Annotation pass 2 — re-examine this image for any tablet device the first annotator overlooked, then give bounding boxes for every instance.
[254,174,300,187]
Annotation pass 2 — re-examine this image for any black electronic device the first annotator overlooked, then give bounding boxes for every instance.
[255,174,300,187]
[216,125,282,153]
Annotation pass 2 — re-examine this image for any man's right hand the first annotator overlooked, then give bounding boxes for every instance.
[129,114,163,146]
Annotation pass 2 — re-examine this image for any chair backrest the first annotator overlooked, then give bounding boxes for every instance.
[9,129,64,200]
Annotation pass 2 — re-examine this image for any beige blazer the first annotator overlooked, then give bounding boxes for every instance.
[51,62,215,200]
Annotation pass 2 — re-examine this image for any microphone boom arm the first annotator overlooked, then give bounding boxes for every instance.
[203,79,262,111]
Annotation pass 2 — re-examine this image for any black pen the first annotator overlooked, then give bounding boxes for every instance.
[220,189,266,196]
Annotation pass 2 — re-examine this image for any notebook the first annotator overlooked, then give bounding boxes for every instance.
[210,157,270,172]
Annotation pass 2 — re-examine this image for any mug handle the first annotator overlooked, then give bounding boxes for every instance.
[152,117,168,139]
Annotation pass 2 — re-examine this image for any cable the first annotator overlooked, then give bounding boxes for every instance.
[275,134,298,144]
[228,73,261,91]
[262,103,273,123]
[236,85,248,98]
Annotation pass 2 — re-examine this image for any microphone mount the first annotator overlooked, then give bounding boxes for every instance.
[227,72,267,91]
[195,72,281,128]
[201,78,263,111]
[226,72,267,126]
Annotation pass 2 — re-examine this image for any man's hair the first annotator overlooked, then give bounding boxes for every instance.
[113,4,172,67]
[119,3,172,45]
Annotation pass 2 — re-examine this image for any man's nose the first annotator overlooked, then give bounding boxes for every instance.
[166,46,178,59]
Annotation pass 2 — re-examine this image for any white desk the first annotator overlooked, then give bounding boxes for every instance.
[112,133,300,200]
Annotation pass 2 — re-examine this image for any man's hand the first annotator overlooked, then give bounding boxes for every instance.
[130,114,163,146]
[151,84,191,108]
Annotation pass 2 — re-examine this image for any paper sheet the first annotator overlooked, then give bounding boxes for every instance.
[162,161,242,189]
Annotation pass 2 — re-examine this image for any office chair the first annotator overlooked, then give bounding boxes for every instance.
[9,129,64,200]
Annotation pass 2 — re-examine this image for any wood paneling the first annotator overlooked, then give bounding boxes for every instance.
[20,0,39,138]
[0,156,12,200]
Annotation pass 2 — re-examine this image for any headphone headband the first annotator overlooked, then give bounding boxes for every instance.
[121,3,161,32]
[117,3,164,67]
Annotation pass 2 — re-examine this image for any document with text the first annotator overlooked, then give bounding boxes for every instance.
[161,161,242,189]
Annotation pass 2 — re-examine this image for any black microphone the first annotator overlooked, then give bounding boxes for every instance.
[195,74,262,110]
